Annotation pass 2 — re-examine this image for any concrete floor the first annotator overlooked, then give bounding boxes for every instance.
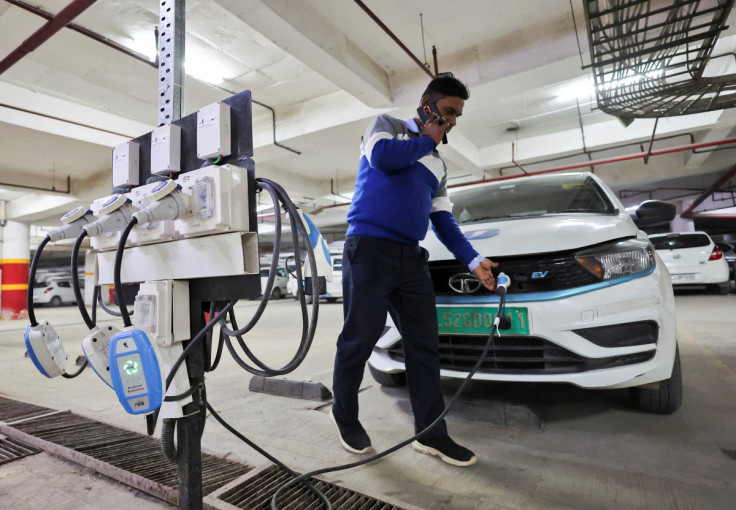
[1,290,735,510]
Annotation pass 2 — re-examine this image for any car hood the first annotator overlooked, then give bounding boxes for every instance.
[422,213,638,260]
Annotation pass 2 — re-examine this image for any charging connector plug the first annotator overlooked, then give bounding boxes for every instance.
[81,325,121,388]
[48,206,94,242]
[84,204,136,236]
[132,180,189,225]
[24,321,68,378]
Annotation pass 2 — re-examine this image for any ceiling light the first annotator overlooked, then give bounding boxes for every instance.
[129,32,157,62]
[557,76,595,100]
[186,53,225,85]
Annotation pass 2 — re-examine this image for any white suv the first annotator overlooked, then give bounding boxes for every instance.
[649,231,730,294]
[368,172,682,413]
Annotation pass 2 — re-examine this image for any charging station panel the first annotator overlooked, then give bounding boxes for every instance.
[109,329,163,415]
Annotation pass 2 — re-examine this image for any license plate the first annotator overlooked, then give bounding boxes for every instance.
[437,306,529,335]
[671,274,695,282]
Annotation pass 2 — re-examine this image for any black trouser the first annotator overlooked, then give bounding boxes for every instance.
[332,234,448,438]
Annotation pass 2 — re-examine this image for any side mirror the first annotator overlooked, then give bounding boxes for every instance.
[631,200,676,228]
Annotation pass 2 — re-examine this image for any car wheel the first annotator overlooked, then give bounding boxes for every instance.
[629,345,682,414]
[49,296,62,307]
[271,287,282,299]
[368,364,407,387]
[708,283,730,295]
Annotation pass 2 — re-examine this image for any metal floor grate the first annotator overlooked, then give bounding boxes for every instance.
[0,396,56,423]
[219,464,406,510]
[8,410,252,499]
[0,436,40,466]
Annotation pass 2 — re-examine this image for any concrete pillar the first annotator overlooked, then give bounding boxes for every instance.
[1,220,30,320]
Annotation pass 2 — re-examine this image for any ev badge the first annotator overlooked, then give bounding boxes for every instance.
[448,273,482,294]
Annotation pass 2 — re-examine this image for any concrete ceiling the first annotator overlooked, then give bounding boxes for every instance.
[1,0,736,235]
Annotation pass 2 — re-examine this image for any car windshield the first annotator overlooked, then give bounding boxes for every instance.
[450,174,616,224]
[651,234,710,250]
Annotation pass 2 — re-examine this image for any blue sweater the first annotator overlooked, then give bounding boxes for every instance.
[347,114,481,269]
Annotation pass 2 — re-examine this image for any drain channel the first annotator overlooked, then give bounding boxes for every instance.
[1,397,421,509]
[217,464,407,510]
[0,396,55,423]
[0,436,40,466]
[2,408,252,504]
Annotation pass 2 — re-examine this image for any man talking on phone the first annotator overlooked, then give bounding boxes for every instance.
[330,73,498,467]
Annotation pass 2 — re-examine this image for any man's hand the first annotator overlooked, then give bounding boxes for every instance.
[420,114,449,145]
[472,258,499,291]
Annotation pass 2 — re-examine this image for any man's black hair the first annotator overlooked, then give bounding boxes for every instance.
[422,72,470,101]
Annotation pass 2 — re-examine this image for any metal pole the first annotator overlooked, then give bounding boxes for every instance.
[157,2,202,508]
[158,0,185,126]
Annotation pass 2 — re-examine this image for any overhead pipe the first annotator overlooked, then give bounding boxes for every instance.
[4,0,155,68]
[449,135,736,189]
[0,103,135,138]
[680,162,736,218]
[354,0,435,78]
[0,0,99,76]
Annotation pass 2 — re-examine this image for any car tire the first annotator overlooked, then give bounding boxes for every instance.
[368,364,407,387]
[629,345,682,414]
[49,296,62,307]
[271,287,282,300]
[708,283,730,295]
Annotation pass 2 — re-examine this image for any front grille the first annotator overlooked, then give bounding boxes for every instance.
[386,336,655,375]
[430,251,599,295]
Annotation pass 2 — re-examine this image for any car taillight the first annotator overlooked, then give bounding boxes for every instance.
[709,246,723,261]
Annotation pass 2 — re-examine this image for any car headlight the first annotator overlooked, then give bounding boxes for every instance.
[576,239,655,280]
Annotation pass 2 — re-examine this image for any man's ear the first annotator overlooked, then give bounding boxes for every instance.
[420,94,431,106]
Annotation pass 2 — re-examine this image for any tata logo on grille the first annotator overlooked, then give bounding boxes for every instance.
[448,273,482,294]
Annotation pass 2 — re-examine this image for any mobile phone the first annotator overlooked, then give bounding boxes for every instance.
[417,101,448,144]
[417,101,446,126]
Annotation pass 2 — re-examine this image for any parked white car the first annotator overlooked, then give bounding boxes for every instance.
[260,267,289,299]
[368,172,682,413]
[33,278,77,307]
[287,249,343,303]
[649,231,730,294]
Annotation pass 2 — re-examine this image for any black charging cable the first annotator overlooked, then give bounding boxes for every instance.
[114,217,138,327]
[27,235,50,328]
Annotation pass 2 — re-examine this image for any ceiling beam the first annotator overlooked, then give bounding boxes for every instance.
[213,0,391,107]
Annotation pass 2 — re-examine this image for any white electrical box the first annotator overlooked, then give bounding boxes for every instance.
[151,124,182,175]
[127,182,177,246]
[197,102,231,160]
[134,280,189,346]
[112,141,140,187]
[175,164,249,237]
